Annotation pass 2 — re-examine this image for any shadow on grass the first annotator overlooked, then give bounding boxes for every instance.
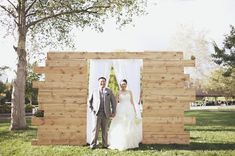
[135,142,235,151]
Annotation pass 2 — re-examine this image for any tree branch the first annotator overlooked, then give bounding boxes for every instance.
[0,5,17,18]
[25,0,37,15]
[26,12,37,17]
[26,6,108,28]
[7,0,17,10]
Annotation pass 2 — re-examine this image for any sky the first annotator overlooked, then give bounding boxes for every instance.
[0,0,235,81]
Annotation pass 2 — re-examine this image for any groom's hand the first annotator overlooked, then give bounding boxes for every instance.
[111,113,116,118]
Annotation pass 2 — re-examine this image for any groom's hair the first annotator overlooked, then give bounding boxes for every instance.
[98,77,106,81]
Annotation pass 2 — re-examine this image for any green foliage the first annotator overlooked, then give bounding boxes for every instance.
[204,68,235,97]
[0,104,11,113]
[33,110,44,117]
[108,67,119,96]
[0,82,12,104]
[25,104,33,113]
[1,0,147,51]
[1,110,235,155]
[25,62,40,105]
[212,25,235,76]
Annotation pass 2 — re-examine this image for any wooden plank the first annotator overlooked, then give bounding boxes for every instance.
[31,117,44,126]
[37,130,85,136]
[44,112,87,118]
[39,104,87,112]
[143,60,195,67]
[45,74,88,82]
[43,108,87,114]
[143,131,189,135]
[142,74,189,81]
[142,81,185,88]
[43,104,87,110]
[142,117,191,124]
[47,52,183,60]
[142,110,184,117]
[143,133,189,139]
[38,97,87,104]
[38,90,87,97]
[46,60,87,67]
[143,88,195,96]
[32,117,86,126]
[184,117,196,125]
[142,78,188,84]
[37,125,86,132]
[143,67,184,74]
[143,103,190,111]
[143,102,190,107]
[37,132,86,140]
[38,88,87,94]
[34,66,87,74]
[142,123,184,132]
[143,95,196,102]
[33,81,87,89]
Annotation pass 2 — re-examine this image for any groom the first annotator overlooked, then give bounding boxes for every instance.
[89,77,116,149]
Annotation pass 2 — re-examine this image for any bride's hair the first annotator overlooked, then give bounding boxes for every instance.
[120,79,127,84]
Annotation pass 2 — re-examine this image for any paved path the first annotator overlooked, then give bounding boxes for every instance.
[190,105,235,110]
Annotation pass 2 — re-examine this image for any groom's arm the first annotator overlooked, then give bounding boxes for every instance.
[89,91,94,111]
[110,90,117,115]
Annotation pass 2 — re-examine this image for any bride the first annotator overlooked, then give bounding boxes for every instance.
[108,79,141,151]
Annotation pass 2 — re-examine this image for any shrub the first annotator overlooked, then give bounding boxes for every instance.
[25,104,33,113]
[0,104,11,113]
[33,109,44,117]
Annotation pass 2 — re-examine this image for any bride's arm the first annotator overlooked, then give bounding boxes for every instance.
[129,90,137,114]
[116,91,120,104]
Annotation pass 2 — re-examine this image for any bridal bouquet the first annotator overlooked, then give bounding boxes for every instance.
[134,117,142,124]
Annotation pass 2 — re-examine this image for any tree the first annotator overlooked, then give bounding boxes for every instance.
[212,25,235,76]
[0,0,147,130]
[203,68,235,98]
[169,24,214,81]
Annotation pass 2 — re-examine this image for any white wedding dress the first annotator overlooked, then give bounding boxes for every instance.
[108,92,141,151]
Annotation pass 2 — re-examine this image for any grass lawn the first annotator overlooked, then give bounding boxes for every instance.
[1,110,235,156]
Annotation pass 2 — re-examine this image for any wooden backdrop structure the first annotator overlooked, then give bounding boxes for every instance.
[32,51,196,145]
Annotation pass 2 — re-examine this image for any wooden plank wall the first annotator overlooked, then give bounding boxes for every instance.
[32,51,195,145]
[142,58,195,144]
[32,58,88,145]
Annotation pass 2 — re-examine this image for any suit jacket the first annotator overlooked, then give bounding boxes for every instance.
[89,87,116,118]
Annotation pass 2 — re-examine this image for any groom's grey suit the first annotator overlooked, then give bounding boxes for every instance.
[89,87,116,148]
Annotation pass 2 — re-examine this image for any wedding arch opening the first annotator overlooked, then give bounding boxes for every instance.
[31,51,196,145]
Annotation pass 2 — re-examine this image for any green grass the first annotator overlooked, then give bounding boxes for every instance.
[1,110,235,156]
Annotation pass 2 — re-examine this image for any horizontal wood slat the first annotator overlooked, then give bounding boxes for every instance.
[34,66,87,74]
[143,88,195,96]
[45,74,88,82]
[143,95,196,102]
[33,81,87,89]
[184,117,196,125]
[46,60,87,67]
[142,74,189,82]
[143,67,184,74]
[32,138,86,145]
[31,117,86,126]
[47,52,183,60]
[143,60,195,67]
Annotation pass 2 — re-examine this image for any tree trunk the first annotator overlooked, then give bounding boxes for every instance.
[10,1,27,130]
